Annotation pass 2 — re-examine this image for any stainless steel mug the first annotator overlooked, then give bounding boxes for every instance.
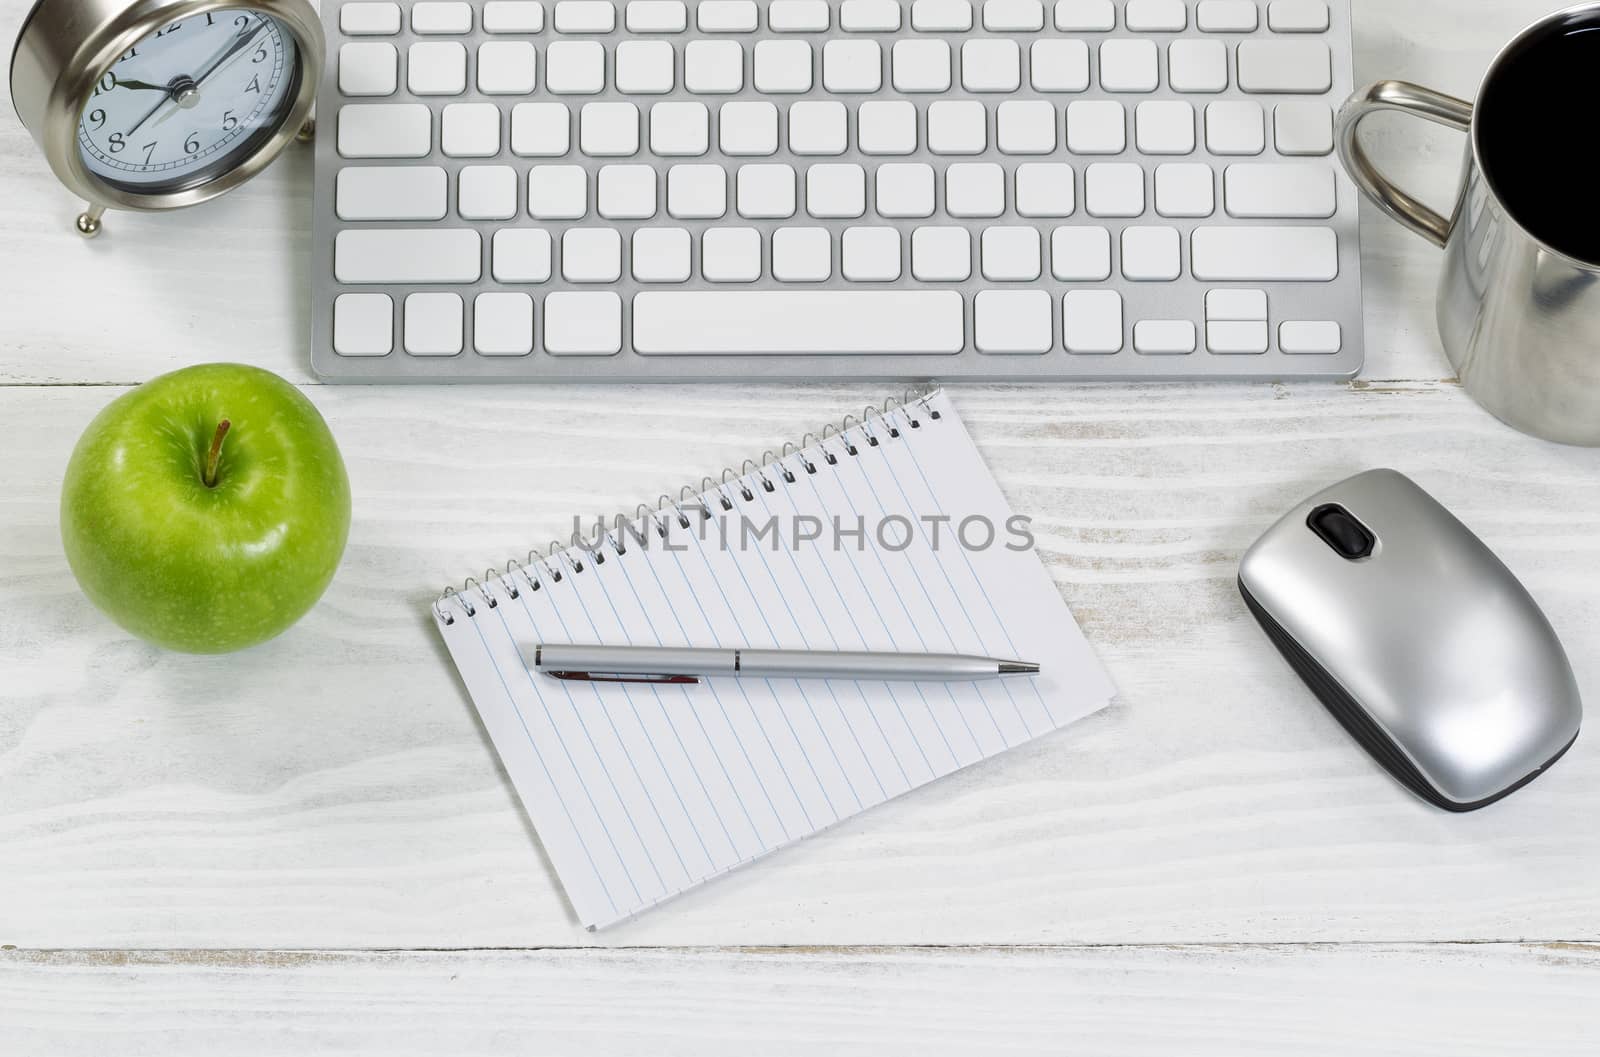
[1337,5,1600,446]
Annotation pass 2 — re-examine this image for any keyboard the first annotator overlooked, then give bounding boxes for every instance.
[310,0,1362,381]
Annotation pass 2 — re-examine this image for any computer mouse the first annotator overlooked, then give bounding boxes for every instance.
[1238,468,1581,811]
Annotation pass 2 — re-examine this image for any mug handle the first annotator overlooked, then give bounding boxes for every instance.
[1336,80,1474,248]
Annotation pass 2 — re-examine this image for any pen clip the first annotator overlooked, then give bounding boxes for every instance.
[545,670,701,685]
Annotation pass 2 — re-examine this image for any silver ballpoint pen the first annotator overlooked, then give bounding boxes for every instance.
[526,644,1041,685]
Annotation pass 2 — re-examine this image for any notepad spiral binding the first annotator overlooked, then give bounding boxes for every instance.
[434,385,943,626]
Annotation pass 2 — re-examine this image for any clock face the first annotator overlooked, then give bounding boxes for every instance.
[76,10,300,192]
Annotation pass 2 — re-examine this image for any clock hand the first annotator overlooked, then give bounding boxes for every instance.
[124,93,172,137]
[191,18,268,88]
[112,77,171,91]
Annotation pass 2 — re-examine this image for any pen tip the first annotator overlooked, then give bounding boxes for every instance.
[999,660,1041,675]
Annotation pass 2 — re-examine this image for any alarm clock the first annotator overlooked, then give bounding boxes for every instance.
[10,0,322,236]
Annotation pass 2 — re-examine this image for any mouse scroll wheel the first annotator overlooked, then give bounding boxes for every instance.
[1307,504,1376,560]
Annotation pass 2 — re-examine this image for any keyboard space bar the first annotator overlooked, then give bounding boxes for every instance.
[633,291,965,354]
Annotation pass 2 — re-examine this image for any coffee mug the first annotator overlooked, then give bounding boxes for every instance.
[1337,4,1600,446]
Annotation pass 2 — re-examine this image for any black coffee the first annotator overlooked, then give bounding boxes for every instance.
[1475,13,1600,264]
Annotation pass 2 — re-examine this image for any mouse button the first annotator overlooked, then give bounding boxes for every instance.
[1306,503,1375,560]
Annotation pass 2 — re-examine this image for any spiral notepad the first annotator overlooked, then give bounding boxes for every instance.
[433,389,1115,928]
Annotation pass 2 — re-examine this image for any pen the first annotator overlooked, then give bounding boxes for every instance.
[525,644,1041,685]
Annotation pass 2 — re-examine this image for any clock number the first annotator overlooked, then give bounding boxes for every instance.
[184,133,201,155]
[88,108,106,130]
[108,132,125,153]
[155,20,182,36]
[222,111,239,132]
[234,14,251,33]
[205,12,215,25]
[143,141,158,164]
[116,46,137,63]
[252,45,268,63]
[246,75,261,93]
[93,71,117,95]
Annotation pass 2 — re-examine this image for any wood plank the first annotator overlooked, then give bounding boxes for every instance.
[3,383,1598,947]
[3,944,1598,1055]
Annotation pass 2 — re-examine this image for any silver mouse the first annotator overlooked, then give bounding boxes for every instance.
[1239,469,1580,811]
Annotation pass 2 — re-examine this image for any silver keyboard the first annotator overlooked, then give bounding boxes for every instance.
[310,0,1363,381]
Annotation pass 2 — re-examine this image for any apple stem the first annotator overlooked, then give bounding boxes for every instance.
[203,419,231,488]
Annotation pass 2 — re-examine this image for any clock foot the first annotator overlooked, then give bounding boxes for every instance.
[75,204,105,238]
[296,117,315,143]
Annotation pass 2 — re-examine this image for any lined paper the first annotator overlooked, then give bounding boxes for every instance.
[435,391,1116,928]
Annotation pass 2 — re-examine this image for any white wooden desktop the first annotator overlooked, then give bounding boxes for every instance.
[3,0,1598,1051]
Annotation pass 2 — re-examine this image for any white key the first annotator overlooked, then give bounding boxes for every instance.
[493,228,553,281]
[975,290,1051,353]
[876,163,936,218]
[626,0,686,30]
[1196,0,1256,31]
[997,100,1057,154]
[981,226,1041,281]
[483,1,546,31]
[336,166,446,220]
[1238,40,1331,93]
[1207,289,1266,320]
[842,226,901,280]
[840,0,902,30]
[1135,100,1194,154]
[650,101,710,155]
[1206,101,1264,154]
[892,40,951,92]
[555,0,616,31]
[912,0,972,30]
[546,40,605,92]
[961,39,1020,92]
[946,162,1005,217]
[927,100,987,154]
[1063,289,1122,352]
[528,164,588,218]
[1120,225,1180,280]
[477,41,537,94]
[545,292,622,354]
[1168,40,1227,93]
[789,100,848,154]
[1206,320,1268,353]
[616,40,675,93]
[335,229,480,283]
[698,0,757,29]
[511,102,570,156]
[737,163,797,217]
[1224,163,1335,218]
[339,43,397,96]
[1154,162,1214,216]
[824,40,883,92]
[1051,226,1111,280]
[1125,0,1185,31]
[1031,40,1088,92]
[720,101,778,155]
[807,163,866,218]
[772,227,832,281]
[858,100,917,154]
[441,102,500,156]
[341,3,402,34]
[474,293,535,355]
[685,40,744,92]
[1279,320,1341,354]
[771,0,830,30]
[412,1,472,32]
[1268,0,1329,31]
[1054,0,1114,30]
[1084,163,1144,217]
[1099,39,1157,92]
[983,0,1044,30]
[598,163,657,218]
[633,291,964,353]
[1191,226,1338,280]
[459,164,518,219]
[1015,162,1074,217]
[404,293,464,356]
[702,227,762,282]
[333,293,394,356]
[632,227,692,282]
[911,226,971,280]
[1134,320,1196,354]
[408,42,467,94]
[562,227,623,282]
[754,40,814,92]
[1274,102,1334,155]
[1066,100,1124,153]
[667,163,727,217]
[581,102,640,156]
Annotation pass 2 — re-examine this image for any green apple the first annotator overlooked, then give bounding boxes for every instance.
[60,363,351,653]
